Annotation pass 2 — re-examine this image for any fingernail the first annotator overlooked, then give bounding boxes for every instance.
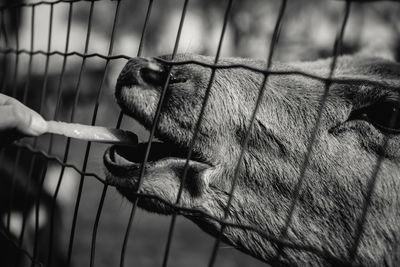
[30,114,48,135]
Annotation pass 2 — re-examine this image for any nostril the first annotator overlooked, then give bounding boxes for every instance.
[140,67,169,87]
[169,73,187,84]
[117,68,137,89]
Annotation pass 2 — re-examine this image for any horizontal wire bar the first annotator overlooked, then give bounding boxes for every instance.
[118,0,154,266]
[0,227,45,267]
[0,48,395,90]
[153,58,399,88]
[0,0,396,10]
[11,142,106,183]
[8,142,347,265]
[2,1,397,266]
[0,48,131,60]
[209,0,286,265]
[129,192,348,265]
[0,0,117,10]
[271,2,352,265]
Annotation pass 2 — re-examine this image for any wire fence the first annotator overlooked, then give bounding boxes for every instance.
[0,0,399,266]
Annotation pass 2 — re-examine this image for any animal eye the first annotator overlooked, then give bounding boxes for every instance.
[352,98,400,134]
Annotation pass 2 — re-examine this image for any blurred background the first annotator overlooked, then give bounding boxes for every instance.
[0,0,399,266]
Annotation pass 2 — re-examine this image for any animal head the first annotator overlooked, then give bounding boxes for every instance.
[104,53,400,266]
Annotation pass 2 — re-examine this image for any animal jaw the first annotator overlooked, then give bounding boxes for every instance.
[104,53,400,266]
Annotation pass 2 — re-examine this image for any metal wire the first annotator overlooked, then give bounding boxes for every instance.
[13,6,37,267]
[18,8,55,262]
[119,1,154,267]
[6,3,21,236]
[271,2,351,265]
[0,140,355,265]
[14,143,105,183]
[0,226,45,267]
[66,1,95,266]
[162,0,233,266]
[87,1,122,267]
[45,1,75,265]
[115,1,190,267]
[0,48,398,90]
[0,0,398,267]
[0,9,9,94]
[208,1,286,266]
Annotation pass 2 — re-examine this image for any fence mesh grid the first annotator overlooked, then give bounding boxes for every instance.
[0,0,398,266]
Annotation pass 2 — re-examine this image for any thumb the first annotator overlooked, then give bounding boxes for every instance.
[0,104,48,136]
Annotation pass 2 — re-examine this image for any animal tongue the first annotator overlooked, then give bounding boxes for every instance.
[112,142,183,164]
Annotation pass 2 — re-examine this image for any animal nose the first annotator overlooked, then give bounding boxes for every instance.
[140,61,169,87]
[117,57,187,92]
[117,57,168,88]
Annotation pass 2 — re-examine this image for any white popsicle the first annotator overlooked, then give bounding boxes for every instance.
[46,120,138,146]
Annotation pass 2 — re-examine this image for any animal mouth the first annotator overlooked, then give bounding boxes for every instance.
[104,140,210,172]
[103,56,213,205]
[103,135,213,207]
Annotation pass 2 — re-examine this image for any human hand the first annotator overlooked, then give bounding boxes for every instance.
[0,94,48,146]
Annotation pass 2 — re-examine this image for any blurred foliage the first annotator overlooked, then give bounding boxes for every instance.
[71,0,400,61]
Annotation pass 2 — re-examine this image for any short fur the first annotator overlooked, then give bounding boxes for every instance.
[104,54,400,267]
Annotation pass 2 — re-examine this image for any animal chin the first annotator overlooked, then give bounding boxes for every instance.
[103,133,213,213]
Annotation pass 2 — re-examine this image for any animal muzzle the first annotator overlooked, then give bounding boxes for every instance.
[116,57,187,94]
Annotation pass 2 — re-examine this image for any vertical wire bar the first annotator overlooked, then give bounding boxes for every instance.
[34,2,73,266]
[0,9,9,94]
[4,0,29,228]
[22,5,35,105]
[7,150,20,233]
[5,5,22,235]
[0,9,5,46]
[347,145,386,263]
[88,2,123,267]
[89,184,108,267]
[48,1,73,152]
[206,1,286,266]
[47,2,77,267]
[65,2,96,265]
[13,8,36,263]
[6,5,21,234]
[136,0,153,58]
[21,4,53,263]
[162,1,234,266]
[346,108,400,263]
[10,6,20,99]
[0,10,9,176]
[271,1,351,264]
[9,5,35,261]
[347,55,399,262]
[21,9,54,240]
[38,3,54,120]
[31,158,48,267]
[0,10,5,45]
[118,1,154,267]
[46,0,96,263]
[133,0,188,194]
[31,4,58,265]
[114,0,154,132]
[118,1,189,267]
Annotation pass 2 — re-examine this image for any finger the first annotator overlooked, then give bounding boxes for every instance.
[0,93,20,105]
[0,104,47,136]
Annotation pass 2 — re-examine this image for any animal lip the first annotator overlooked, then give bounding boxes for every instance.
[104,140,211,171]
